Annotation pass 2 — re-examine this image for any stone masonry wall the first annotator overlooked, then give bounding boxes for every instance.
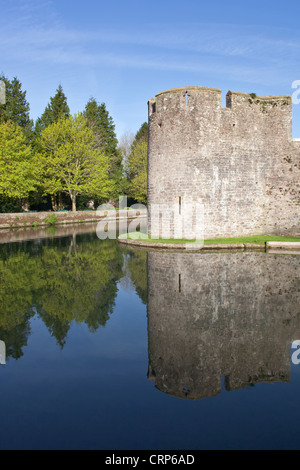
[147,87,300,239]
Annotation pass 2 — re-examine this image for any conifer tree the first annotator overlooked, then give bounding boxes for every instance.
[84,98,123,196]
[131,122,148,148]
[0,75,33,138]
[35,84,70,135]
[125,122,148,204]
[34,85,70,210]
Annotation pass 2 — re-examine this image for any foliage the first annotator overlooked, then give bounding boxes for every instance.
[84,98,124,194]
[0,195,23,213]
[0,250,42,332]
[39,114,113,211]
[131,122,148,148]
[43,214,58,225]
[0,75,33,141]
[124,122,148,204]
[34,85,71,211]
[126,140,148,203]
[0,121,39,199]
[34,84,70,136]
[126,250,148,304]
[0,75,132,210]
[0,235,125,351]
[0,315,32,360]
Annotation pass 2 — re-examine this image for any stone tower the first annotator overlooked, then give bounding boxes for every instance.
[147,86,300,239]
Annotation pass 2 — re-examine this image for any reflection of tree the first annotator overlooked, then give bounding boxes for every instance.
[121,250,147,305]
[0,252,41,330]
[37,311,70,349]
[0,235,124,353]
[0,313,32,360]
[36,239,124,340]
[0,248,40,360]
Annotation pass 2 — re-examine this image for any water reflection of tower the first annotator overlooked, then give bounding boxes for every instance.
[0,340,6,365]
[147,251,300,400]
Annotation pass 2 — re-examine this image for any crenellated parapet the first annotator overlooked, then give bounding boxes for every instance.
[148,87,293,141]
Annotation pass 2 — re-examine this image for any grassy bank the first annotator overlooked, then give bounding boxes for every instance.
[205,235,300,244]
[119,233,300,244]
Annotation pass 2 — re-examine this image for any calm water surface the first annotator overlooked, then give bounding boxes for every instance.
[0,228,300,450]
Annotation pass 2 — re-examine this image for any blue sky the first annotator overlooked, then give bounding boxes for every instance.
[1,0,300,139]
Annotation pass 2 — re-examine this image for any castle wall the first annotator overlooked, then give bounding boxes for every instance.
[147,87,300,239]
[147,251,300,400]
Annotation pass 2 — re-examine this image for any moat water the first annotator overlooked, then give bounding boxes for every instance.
[0,227,300,450]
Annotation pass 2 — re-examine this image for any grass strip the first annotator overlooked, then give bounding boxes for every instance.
[119,233,300,245]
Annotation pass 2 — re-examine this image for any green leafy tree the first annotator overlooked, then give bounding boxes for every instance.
[84,98,123,195]
[126,140,148,204]
[0,75,33,140]
[0,121,39,200]
[35,84,70,135]
[125,122,148,204]
[131,122,148,148]
[39,113,113,211]
[34,85,70,211]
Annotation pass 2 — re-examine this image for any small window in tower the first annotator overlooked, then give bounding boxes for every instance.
[185,91,189,105]
[179,196,182,215]
[179,274,182,293]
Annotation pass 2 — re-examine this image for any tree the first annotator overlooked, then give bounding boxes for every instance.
[121,250,147,304]
[126,140,148,203]
[84,98,123,194]
[0,121,39,200]
[34,85,70,211]
[125,123,148,204]
[118,130,135,170]
[39,114,113,211]
[34,84,70,135]
[0,75,33,139]
[131,122,148,148]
